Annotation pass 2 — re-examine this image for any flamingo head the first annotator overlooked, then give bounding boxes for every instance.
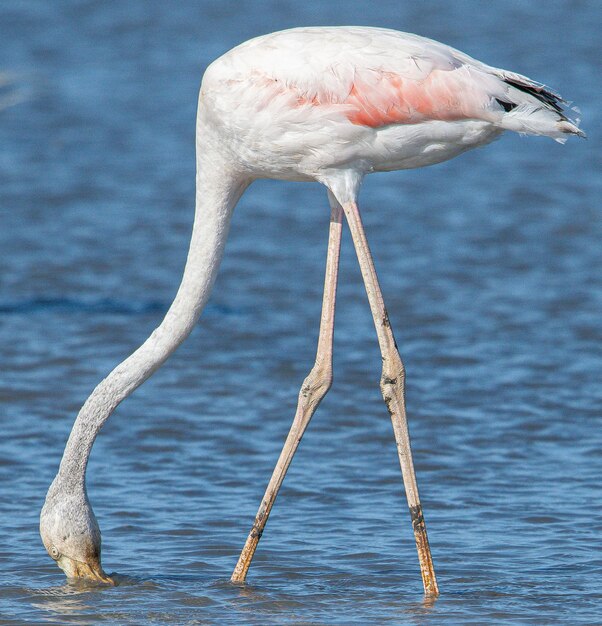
[40,477,114,585]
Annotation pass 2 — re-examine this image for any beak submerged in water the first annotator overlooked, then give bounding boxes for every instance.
[55,553,115,585]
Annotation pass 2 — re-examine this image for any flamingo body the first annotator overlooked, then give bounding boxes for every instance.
[201,27,582,183]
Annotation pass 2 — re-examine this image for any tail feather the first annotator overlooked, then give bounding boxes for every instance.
[493,70,585,142]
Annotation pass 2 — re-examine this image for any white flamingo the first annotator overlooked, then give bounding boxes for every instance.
[40,26,583,595]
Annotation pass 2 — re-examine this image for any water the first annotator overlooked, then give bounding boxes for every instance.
[1,1,600,623]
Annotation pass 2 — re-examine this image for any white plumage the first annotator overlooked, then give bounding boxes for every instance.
[201,27,582,181]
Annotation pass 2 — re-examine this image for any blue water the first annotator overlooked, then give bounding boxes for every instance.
[1,1,601,624]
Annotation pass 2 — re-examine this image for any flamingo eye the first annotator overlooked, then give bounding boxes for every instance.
[49,546,61,560]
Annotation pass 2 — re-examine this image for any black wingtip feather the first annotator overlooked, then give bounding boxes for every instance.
[495,98,517,113]
[502,76,567,118]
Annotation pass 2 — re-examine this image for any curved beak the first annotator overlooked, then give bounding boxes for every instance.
[56,554,115,585]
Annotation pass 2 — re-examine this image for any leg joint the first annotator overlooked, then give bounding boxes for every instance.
[381,359,405,383]
[300,364,333,403]
[380,357,406,394]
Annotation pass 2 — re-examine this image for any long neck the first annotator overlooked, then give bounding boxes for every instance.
[57,135,248,487]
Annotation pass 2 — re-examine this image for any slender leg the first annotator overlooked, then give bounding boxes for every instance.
[341,199,439,596]
[231,199,343,583]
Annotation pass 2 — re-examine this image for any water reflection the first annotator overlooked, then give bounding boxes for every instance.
[31,582,100,620]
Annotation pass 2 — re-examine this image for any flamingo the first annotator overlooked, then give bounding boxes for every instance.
[40,26,583,595]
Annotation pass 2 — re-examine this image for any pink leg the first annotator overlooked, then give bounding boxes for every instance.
[231,199,343,583]
[341,199,439,596]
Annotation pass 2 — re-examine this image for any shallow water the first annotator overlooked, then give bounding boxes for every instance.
[1,1,601,624]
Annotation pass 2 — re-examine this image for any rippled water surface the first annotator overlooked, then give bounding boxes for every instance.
[1,1,601,624]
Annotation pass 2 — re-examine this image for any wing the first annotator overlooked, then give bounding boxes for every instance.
[207,26,583,140]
